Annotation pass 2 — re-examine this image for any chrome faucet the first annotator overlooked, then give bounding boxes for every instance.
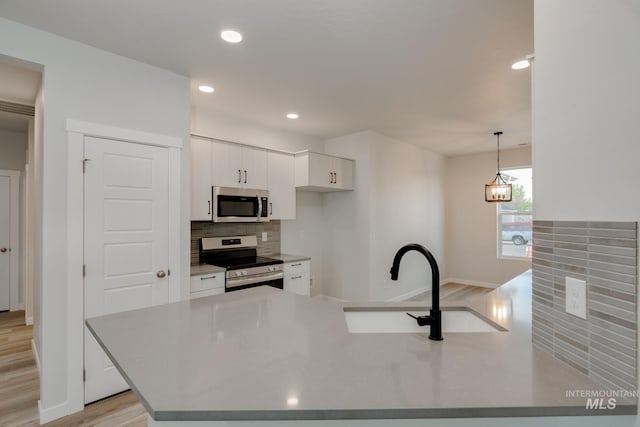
[390,244,443,341]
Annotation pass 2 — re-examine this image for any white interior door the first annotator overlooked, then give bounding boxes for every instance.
[83,136,170,404]
[0,176,10,311]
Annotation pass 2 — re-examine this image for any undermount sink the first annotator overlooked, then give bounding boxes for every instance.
[344,308,505,334]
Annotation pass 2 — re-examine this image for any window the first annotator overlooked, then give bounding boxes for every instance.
[498,167,532,259]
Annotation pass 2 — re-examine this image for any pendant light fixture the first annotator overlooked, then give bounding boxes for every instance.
[485,131,512,202]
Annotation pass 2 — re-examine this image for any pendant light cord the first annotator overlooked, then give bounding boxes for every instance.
[494,131,503,175]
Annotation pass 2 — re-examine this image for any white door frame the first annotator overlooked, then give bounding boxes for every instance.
[65,119,183,414]
[0,169,21,311]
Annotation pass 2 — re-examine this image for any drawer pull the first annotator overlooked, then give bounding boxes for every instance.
[291,263,302,267]
[291,275,303,280]
[200,275,217,280]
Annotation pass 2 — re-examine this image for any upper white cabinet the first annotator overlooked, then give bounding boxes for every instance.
[212,140,268,189]
[190,137,213,221]
[267,151,296,220]
[295,151,354,191]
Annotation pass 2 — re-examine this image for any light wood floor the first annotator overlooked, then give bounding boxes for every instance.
[407,282,493,303]
[0,310,146,427]
[0,284,490,426]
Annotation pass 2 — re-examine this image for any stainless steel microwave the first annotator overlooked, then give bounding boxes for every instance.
[212,186,269,223]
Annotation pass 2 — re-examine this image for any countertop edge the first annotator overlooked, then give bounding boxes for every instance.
[152,405,638,421]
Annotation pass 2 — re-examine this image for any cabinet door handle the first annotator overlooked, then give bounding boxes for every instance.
[291,275,303,280]
[329,172,333,184]
[157,270,167,278]
[334,172,337,184]
[238,169,242,183]
[207,200,211,215]
[200,275,217,280]
[269,202,273,215]
[0,247,7,253]
[244,170,247,184]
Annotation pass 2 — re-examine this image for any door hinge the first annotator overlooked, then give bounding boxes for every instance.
[83,369,86,382]
[83,264,86,277]
[82,158,90,173]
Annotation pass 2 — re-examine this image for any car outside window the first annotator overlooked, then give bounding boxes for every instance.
[497,167,532,259]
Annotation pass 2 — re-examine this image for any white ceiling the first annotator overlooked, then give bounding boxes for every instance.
[0,0,533,155]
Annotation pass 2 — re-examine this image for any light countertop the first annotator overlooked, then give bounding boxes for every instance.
[269,253,311,263]
[189,264,226,276]
[86,271,636,422]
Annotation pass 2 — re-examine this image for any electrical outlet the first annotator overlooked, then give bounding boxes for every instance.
[565,277,587,319]
[261,231,268,242]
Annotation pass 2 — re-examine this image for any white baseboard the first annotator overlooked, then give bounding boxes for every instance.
[38,399,71,424]
[443,277,499,289]
[312,294,345,302]
[31,339,40,374]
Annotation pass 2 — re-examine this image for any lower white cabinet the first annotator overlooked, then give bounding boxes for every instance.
[283,260,311,296]
[190,272,225,299]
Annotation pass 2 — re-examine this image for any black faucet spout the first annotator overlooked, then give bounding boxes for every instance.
[390,244,443,341]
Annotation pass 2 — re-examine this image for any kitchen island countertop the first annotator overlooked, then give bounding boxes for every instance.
[86,270,636,423]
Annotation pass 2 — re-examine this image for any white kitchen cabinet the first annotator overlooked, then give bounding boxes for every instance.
[212,140,267,189]
[190,137,213,221]
[294,151,354,191]
[190,272,225,299]
[283,260,311,296]
[267,151,296,220]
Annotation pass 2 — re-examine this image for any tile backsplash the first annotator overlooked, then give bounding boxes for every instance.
[532,220,637,391]
[191,221,281,265]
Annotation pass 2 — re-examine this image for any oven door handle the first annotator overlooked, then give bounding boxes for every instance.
[226,271,284,288]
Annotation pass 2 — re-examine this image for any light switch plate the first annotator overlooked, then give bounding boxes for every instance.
[261,231,268,242]
[565,277,587,319]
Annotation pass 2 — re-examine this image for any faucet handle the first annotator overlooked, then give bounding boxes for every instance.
[406,312,432,327]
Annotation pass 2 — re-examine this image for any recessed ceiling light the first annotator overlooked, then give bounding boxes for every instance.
[220,30,243,43]
[198,85,215,93]
[511,59,530,70]
[286,113,299,119]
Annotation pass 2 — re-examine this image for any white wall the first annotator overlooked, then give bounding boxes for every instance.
[533,0,640,414]
[445,147,532,287]
[0,17,191,421]
[324,131,374,301]
[533,0,640,221]
[0,129,26,169]
[324,130,446,301]
[368,137,446,302]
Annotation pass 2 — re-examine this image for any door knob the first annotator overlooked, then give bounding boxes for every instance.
[156,270,166,278]
[0,248,7,253]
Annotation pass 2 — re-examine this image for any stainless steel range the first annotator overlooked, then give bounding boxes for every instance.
[199,235,283,292]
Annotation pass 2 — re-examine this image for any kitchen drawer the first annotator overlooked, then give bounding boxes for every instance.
[190,272,225,294]
[283,260,310,276]
[190,287,225,300]
[284,273,311,296]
